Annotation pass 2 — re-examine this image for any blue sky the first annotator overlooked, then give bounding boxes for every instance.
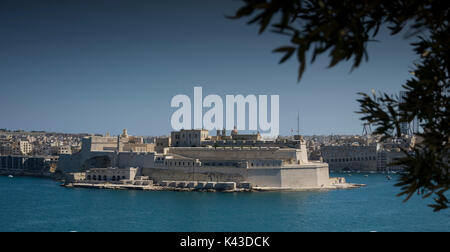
[0,0,418,136]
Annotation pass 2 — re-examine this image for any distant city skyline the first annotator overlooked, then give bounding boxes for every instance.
[0,0,418,137]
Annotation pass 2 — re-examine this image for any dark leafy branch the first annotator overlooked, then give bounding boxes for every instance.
[230,0,449,211]
[358,28,449,211]
[229,0,448,81]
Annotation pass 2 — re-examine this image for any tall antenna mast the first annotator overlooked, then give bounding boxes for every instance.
[297,111,300,135]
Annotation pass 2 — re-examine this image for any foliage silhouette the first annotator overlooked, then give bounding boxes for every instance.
[230,0,449,211]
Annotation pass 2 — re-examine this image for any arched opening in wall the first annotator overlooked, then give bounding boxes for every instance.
[93,175,97,180]
[103,175,107,181]
[87,175,91,180]
[112,176,116,181]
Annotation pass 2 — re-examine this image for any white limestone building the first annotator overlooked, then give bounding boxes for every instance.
[12,141,33,155]
[59,133,338,189]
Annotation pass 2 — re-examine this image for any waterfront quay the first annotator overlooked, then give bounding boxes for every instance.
[63,179,364,192]
[64,181,249,192]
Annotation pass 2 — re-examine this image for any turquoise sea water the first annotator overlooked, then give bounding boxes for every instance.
[0,174,448,232]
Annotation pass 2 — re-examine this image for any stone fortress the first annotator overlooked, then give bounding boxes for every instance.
[59,128,350,190]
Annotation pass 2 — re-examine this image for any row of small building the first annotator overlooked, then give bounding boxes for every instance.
[0,130,85,156]
[0,140,33,156]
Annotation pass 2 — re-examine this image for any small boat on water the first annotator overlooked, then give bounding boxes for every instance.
[386,175,392,180]
[364,175,369,178]
[8,175,13,178]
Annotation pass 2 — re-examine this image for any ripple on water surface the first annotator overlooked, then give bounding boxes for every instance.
[0,175,448,232]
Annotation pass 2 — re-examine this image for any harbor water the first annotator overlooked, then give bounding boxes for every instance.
[0,174,448,232]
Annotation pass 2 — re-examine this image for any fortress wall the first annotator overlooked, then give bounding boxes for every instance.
[280,164,330,188]
[58,153,83,173]
[82,136,114,152]
[321,145,377,171]
[118,152,156,169]
[247,168,282,187]
[58,150,116,173]
[167,147,298,161]
[141,165,248,183]
[315,165,331,187]
[324,159,377,172]
[142,162,330,189]
[280,167,318,188]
